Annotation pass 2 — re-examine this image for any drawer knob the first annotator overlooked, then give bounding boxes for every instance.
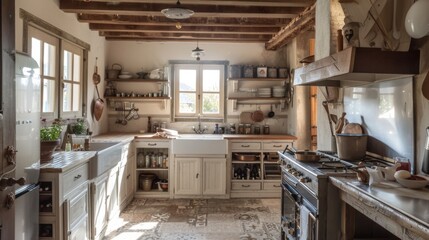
[241,184,250,187]
[273,145,282,147]
[273,185,280,188]
[148,143,157,146]
[74,174,82,180]
[241,145,250,147]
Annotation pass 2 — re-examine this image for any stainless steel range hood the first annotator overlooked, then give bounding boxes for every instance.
[293,47,420,87]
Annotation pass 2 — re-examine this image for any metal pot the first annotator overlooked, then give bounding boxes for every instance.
[336,134,368,160]
[234,153,260,161]
[294,150,320,162]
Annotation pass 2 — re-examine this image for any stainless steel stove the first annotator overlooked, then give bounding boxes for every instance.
[278,150,393,240]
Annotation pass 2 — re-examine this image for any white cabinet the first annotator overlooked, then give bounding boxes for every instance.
[63,183,89,240]
[175,157,226,197]
[134,139,171,198]
[39,161,90,240]
[229,139,293,198]
[90,174,108,240]
[118,141,135,210]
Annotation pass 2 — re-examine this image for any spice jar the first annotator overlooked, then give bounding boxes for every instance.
[238,124,245,134]
[253,126,261,134]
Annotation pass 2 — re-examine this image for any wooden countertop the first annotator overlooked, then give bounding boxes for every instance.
[330,176,429,239]
[39,151,97,173]
[93,132,297,141]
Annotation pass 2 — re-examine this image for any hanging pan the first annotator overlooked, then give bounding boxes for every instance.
[92,58,104,121]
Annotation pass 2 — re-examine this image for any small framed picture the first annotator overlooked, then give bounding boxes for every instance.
[257,66,268,78]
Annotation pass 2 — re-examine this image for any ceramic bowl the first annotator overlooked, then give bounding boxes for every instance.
[395,175,429,189]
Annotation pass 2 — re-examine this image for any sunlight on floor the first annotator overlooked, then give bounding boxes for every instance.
[129,222,159,231]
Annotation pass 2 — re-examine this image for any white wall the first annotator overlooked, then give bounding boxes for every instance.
[105,41,292,134]
[15,0,108,136]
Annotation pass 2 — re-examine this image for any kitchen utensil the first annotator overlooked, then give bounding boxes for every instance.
[395,175,429,189]
[422,71,429,100]
[322,101,334,136]
[379,162,401,181]
[330,114,338,125]
[92,57,101,85]
[336,134,368,160]
[239,111,253,124]
[268,105,275,118]
[422,127,429,174]
[252,108,264,122]
[342,123,363,134]
[335,112,347,134]
[234,153,259,161]
[294,150,321,162]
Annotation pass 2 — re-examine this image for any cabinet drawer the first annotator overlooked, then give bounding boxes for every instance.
[68,187,88,227]
[135,141,169,148]
[263,142,288,150]
[232,182,261,190]
[63,163,88,197]
[231,142,261,150]
[263,182,282,190]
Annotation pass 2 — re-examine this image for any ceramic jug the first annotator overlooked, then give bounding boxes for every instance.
[379,162,401,181]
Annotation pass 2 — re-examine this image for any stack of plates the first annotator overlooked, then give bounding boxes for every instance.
[272,86,286,97]
[257,88,271,97]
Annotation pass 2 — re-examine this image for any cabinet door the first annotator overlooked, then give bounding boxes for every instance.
[202,158,226,195]
[90,176,107,239]
[175,158,201,195]
[126,159,134,199]
[107,167,119,220]
[118,164,127,206]
[64,185,89,240]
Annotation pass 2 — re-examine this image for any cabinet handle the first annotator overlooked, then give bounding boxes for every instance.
[241,184,250,187]
[196,173,199,179]
[273,185,281,188]
[127,174,131,179]
[241,145,250,147]
[74,174,81,180]
[273,145,282,147]
[148,143,157,146]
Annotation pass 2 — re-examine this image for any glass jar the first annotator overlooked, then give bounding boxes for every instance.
[238,124,245,134]
[145,154,150,168]
[137,153,144,168]
[244,124,252,134]
[253,126,261,135]
[263,125,270,135]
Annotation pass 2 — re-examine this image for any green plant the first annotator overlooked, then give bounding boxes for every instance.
[40,124,62,141]
[72,118,87,135]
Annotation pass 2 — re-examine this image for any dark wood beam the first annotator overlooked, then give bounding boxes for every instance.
[265,3,316,50]
[77,14,292,27]
[88,23,279,35]
[105,37,270,42]
[85,0,314,7]
[59,0,305,18]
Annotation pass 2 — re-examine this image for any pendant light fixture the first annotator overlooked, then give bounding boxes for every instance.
[161,0,194,20]
[191,42,205,61]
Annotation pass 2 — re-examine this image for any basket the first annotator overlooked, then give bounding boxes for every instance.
[106,63,122,79]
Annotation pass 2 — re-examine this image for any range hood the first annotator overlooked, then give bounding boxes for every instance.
[293,47,420,87]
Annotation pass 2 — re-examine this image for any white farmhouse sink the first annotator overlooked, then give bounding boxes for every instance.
[86,142,123,179]
[173,135,227,155]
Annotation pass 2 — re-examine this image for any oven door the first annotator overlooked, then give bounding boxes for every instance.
[281,182,301,240]
[299,201,317,240]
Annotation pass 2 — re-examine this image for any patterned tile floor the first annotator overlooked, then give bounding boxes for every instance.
[104,198,281,240]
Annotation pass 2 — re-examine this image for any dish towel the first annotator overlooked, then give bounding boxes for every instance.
[299,205,310,240]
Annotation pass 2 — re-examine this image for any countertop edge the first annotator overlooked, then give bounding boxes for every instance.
[330,176,429,238]
[40,151,97,173]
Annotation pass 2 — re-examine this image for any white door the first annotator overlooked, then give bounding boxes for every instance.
[175,158,201,195]
[107,168,119,220]
[202,158,226,195]
[91,175,107,239]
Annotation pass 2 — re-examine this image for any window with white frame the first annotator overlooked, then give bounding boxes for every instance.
[174,64,225,119]
[27,25,85,119]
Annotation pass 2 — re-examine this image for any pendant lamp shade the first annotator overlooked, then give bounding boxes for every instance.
[161,0,194,20]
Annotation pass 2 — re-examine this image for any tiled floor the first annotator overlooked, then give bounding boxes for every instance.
[104,198,281,240]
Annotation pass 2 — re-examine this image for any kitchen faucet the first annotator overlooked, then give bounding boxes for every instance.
[192,114,208,134]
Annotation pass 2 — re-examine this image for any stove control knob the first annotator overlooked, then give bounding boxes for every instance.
[288,168,296,173]
[293,171,302,177]
[299,177,311,183]
[286,164,292,169]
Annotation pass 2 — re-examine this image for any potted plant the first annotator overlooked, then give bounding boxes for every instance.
[71,118,88,135]
[40,121,62,163]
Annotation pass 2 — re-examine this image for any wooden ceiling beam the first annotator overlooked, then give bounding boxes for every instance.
[86,0,314,8]
[105,37,270,43]
[59,0,305,18]
[101,31,271,40]
[77,14,292,27]
[265,3,316,50]
[89,23,279,34]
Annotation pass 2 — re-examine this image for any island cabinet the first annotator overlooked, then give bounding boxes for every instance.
[228,138,293,198]
[174,157,226,196]
[39,152,95,240]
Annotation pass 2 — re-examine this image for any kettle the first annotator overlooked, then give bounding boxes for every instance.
[422,127,429,174]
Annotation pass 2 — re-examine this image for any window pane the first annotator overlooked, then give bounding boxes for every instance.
[179,93,196,113]
[42,79,55,112]
[73,54,81,82]
[43,43,56,77]
[73,84,80,111]
[31,38,41,77]
[179,69,196,91]
[202,93,220,114]
[63,50,72,81]
[63,82,72,112]
[202,70,220,92]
